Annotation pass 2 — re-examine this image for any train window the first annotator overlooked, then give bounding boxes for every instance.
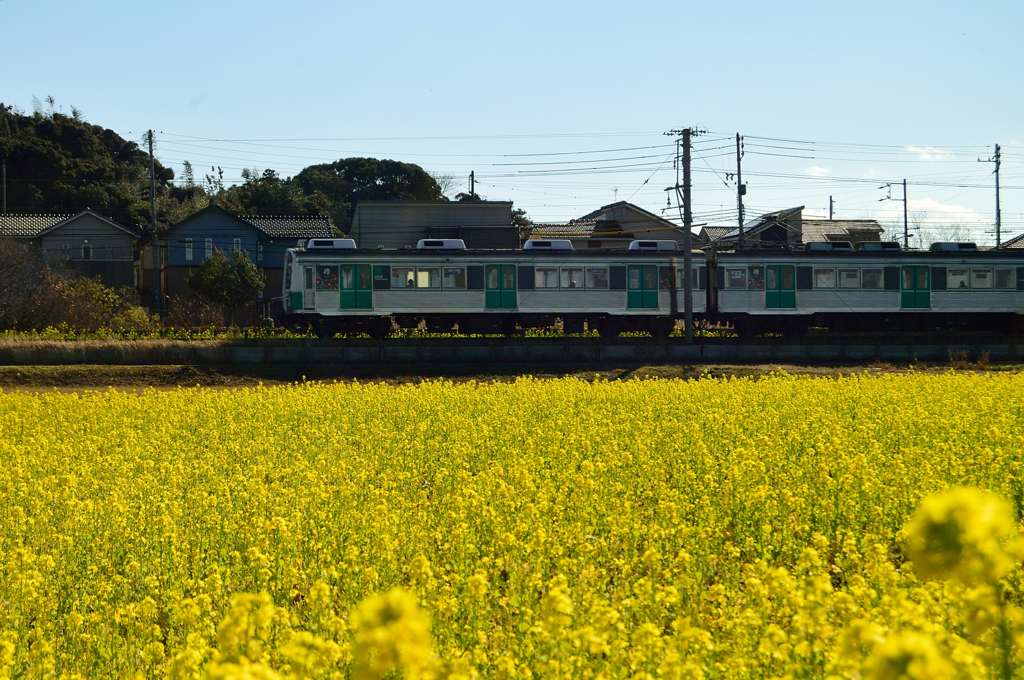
[971,269,992,289]
[416,267,441,288]
[628,267,641,289]
[340,265,355,289]
[726,268,746,289]
[676,268,703,290]
[994,269,1014,289]
[586,267,609,289]
[316,265,339,291]
[813,268,836,289]
[839,269,860,289]
[862,268,883,289]
[304,267,313,289]
[560,267,584,289]
[358,266,371,289]
[391,267,415,288]
[443,267,467,289]
[487,266,499,289]
[503,266,515,289]
[285,256,293,288]
[948,268,969,289]
[536,267,559,288]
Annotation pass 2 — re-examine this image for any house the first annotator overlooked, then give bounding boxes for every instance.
[532,201,691,249]
[163,205,334,304]
[801,218,884,245]
[0,209,139,288]
[349,201,518,249]
[702,207,884,249]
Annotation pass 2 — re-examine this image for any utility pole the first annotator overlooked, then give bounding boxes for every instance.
[902,179,908,250]
[682,129,693,345]
[829,196,833,220]
[879,181,909,249]
[980,145,1001,247]
[666,127,698,343]
[469,170,475,198]
[148,130,160,310]
[735,133,745,246]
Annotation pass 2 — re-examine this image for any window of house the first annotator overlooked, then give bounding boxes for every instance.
[536,266,559,288]
[862,268,883,289]
[417,267,441,288]
[586,267,609,289]
[391,267,415,288]
[82,243,92,260]
[233,237,241,252]
[104,245,113,260]
[948,268,969,289]
[560,267,584,289]
[185,238,193,261]
[257,244,263,262]
[971,269,992,289]
[726,268,747,289]
[839,268,860,289]
[814,268,836,289]
[443,267,466,289]
[62,244,70,261]
[205,238,213,259]
[994,269,1014,289]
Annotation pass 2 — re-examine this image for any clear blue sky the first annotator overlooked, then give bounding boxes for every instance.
[3,0,1022,244]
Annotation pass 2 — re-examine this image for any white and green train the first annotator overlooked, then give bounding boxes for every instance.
[282,238,704,337]
[282,238,1024,337]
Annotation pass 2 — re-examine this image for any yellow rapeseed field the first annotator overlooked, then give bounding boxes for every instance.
[1,372,1024,679]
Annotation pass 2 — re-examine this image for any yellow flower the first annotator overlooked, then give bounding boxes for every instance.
[904,487,1016,584]
[866,632,953,680]
[350,588,433,680]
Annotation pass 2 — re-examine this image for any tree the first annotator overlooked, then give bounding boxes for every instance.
[292,158,446,233]
[186,249,266,308]
[0,101,176,226]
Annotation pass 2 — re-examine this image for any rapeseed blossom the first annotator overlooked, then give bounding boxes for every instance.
[0,373,1022,678]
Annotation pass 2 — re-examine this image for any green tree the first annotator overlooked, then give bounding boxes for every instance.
[292,157,446,233]
[0,101,175,226]
[186,249,266,308]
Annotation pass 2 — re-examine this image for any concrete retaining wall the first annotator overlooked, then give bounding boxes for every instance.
[0,340,1019,366]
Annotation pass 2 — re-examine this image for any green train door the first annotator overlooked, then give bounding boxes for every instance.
[901,265,930,309]
[340,264,372,310]
[485,264,517,309]
[627,265,659,309]
[765,264,796,309]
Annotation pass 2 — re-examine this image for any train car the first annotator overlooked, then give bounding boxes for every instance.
[281,238,707,337]
[711,244,1024,335]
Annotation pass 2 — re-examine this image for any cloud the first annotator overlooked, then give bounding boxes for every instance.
[188,93,210,113]
[805,166,831,178]
[906,146,955,162]
[876,197,984,226]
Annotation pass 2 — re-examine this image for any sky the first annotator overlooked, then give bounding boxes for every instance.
[2,0,1023,245]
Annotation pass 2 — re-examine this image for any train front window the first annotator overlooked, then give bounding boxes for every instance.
[948,268,969,289]
[839,268,860,289]
[862,268,883,289]
[586,267,608,289]
[971,269,992,289]
[392,267,415,288]
[994,269,1014,289]
[443,267,466,289]
[417,267,441,288]
[536,267,559,288]
[814,268,836,289]
[560,267,584,289]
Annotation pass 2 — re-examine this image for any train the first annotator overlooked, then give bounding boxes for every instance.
[279,237,1024,337]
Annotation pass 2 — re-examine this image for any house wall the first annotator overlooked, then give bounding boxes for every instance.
[166,213,261,267]
[39,214,137,289]
[351,202,517,249]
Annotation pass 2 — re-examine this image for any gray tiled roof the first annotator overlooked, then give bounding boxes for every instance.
[0,213,72,237]
[531,219,600,238]
[241,215,334,238]
[699,226,734,242]
[802,219,883,242]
